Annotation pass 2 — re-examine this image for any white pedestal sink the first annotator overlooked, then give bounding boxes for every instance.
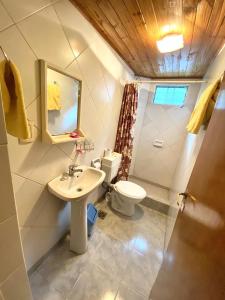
[48,166,105,254]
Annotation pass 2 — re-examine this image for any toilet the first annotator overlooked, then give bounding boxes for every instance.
[101,152,146,217]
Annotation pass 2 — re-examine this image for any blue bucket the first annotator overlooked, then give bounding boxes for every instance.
[87,203,98,237]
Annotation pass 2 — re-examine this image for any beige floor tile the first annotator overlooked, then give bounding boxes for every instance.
[68,264,119,300]
[37,234,99,298]
[116,283,148,300]
[92,233,132,280]
[30,202,166,300]
[29,271,64,300]
[122,249,155,297]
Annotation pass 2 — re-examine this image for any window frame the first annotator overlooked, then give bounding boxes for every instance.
[153,85,189,106]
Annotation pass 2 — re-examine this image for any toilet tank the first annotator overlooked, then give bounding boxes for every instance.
[101,152,122,183]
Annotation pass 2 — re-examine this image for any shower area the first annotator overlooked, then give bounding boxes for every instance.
[129,81,201,212]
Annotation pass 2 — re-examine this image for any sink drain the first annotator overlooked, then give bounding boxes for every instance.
[76,188,82,192]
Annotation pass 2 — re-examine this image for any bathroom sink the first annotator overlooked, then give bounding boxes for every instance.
[48,166,105,201]
[48,166,105,254]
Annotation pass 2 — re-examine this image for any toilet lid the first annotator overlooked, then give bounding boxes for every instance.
[115,181,146,199]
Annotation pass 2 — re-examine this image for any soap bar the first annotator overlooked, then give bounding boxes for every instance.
[70,131,79,138]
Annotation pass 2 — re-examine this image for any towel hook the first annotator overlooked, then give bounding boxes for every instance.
[0,46,9,61]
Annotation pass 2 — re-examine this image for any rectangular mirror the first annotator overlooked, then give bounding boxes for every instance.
[40,60,85,144]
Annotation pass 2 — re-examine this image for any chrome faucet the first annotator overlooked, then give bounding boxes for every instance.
[68,164,83,177]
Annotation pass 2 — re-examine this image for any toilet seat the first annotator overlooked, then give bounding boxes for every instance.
[114,180,146,200]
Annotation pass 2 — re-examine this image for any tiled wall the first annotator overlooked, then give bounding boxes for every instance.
[0,0,133,270]
[131,83,200,188]
[0,99,32,299]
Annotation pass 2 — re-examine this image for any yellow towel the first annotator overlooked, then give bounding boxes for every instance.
[186,80,220,134]
[0,59,30,139]
[47,83,61,110]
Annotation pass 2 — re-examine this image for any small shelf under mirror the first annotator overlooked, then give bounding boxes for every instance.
[43,129,86,145]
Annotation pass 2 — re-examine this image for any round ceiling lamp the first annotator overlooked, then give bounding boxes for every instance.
[156,24,184,53]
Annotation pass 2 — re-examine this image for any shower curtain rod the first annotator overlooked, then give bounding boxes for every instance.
[128,79,205,84]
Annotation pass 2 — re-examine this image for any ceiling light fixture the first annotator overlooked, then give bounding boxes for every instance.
[157,33,184,53]
[156,24,184,53]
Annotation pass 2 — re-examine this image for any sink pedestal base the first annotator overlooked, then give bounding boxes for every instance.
[70,198,87,254]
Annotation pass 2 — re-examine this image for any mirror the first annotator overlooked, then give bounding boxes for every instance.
[40,60,85,144]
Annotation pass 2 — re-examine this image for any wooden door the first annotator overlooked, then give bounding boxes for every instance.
[150,76,225,300]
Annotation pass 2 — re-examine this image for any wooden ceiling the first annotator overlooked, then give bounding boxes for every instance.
[70,0,225,78]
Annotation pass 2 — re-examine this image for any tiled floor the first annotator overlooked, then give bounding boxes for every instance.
[29,201,166,300]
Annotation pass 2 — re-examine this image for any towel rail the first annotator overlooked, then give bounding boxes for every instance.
[0,46,9,61]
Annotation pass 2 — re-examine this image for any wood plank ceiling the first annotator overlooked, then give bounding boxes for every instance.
[70,0,225,78]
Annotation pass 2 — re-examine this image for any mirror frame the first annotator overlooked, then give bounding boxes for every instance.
[39,60,85,144]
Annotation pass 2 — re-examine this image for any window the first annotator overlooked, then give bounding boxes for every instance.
[153,85,188,106]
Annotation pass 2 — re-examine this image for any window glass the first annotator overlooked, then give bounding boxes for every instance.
[153,85,188,106]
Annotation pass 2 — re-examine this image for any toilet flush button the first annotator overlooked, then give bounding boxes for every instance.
[153,139,164,148]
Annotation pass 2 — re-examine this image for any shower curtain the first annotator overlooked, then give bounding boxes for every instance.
[114,83,138,180]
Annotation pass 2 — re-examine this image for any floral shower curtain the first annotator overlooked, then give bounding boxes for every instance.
[114,83,138,180]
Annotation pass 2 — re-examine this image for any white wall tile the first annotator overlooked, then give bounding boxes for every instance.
[102,69,120,102]
[0,114,30,297]
[140,123,159,143]
[1,0,52,22]
[11,173,26,193]
[76,47,105,93]
[65,58,84,81]
[7,128,50,178]
[12,175,45,227]
[0,145,15,223]
[0,26,39,107]
[133,84,201,188]
[13,174,67,227]
[0,2,13,31]
[0,216,24,282]
[29,188,70,228]
[159,125,184,147]
[90,76,111,120]
[0,264,32,300]
[21,226,68,270]
[28,146,72,185]
[90,34,133,83]
[54,0,97,58]
[18,5,74,69]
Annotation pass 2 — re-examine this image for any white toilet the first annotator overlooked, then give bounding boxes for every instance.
[101,152,146,217]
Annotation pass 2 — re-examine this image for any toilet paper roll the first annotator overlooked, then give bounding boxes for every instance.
[93,161,101,169]
[104,148,112,157]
